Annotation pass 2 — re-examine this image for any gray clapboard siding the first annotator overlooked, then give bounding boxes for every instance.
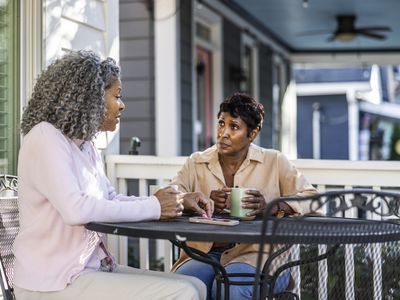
[258,44,274,148]
[180,0,193,155]
[223,18,241,97]
[119,0,155,155]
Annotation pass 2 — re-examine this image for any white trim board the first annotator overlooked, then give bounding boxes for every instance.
[155,0,181,156]
[291,52,400,66]
[194,2,223,150]
[359,101,400,120]
[296,82,371,96]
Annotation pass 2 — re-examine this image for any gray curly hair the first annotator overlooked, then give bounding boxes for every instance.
[21,50,120,140]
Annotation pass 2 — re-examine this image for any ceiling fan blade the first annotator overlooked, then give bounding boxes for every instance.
[358,31,386,40]
[357,26,391,32]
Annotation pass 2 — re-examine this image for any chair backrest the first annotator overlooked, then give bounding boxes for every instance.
[0,175,18,300]
[255,189,400,300]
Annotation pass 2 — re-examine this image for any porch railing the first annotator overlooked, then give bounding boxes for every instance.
[105,155,400,298]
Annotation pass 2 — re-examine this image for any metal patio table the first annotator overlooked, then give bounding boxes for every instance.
[86,215,400,300]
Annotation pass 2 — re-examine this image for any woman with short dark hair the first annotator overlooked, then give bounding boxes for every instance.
[14,50,207,300]
[174,92,317,300]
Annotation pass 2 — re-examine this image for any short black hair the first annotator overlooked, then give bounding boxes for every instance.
[217,93,265,136]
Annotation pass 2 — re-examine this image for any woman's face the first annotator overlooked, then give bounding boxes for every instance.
[216,111,258,156]
[100,78,125,132]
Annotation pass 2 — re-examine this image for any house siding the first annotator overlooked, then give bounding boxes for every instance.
[258,44,273,148]
[180,0,193,155]
[44,0,110,65]
[297,94,349,159]
[223,18,241,97]
[119,0,155,155]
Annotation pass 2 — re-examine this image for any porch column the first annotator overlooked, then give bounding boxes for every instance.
[155,0,181,156]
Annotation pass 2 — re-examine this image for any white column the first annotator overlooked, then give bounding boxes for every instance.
[281,80,298,159]
[155,0,181,156]
[344,245,355,300]
[347,90,359,161]
[20,0,43,109]
[312,102,321,159]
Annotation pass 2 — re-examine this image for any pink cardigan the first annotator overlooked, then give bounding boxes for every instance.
[13,122,161,291]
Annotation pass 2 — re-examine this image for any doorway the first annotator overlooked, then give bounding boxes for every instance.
[196,47,213,150]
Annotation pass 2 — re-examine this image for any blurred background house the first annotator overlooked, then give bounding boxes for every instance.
[295,65,400,160]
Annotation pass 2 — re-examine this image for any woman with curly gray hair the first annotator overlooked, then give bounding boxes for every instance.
[13,50,207,300]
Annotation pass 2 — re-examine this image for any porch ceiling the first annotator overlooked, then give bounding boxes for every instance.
[227,0,400,54]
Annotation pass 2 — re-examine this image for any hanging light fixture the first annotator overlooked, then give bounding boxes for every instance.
[303,0,309,8]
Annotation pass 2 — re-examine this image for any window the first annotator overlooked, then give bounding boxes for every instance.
[194,4,222,151]
[195,46,213,149]
[241,33,258,100]
[196,22,211,43]
[241,45,253,94]
[0,0,19,174]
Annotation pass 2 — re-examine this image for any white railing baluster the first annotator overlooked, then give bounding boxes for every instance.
[119,236,128,266]
[371,187,383,300]
[138,178,147,196]
[343,186,355,300]
[138,179,150,269]
[117,178,129,265]
[291,245,301,297]
[163,240,173,272]
[316,185,328,300]
[318,244,328,300]
[107,178,127,265]
[344,245,355,300]
[139,238,150,270]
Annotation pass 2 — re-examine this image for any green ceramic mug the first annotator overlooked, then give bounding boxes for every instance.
[230,187,255,220]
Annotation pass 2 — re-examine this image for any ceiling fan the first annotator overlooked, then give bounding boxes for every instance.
[299,14,391,42]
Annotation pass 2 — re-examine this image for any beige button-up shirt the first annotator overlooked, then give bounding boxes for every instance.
[171,143,317,272]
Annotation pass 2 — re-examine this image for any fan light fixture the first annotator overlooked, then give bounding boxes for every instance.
[335,32,355,42]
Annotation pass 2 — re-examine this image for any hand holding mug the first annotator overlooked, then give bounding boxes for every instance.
[209,186,231,213]
[240,189,266,217]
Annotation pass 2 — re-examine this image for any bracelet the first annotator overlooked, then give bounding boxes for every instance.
[275,202,285,218]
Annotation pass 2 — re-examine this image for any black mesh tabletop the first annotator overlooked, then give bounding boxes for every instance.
[85,215,400,244]
[267,216,400,244]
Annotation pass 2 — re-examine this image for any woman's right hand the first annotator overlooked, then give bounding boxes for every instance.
[154,186,183,219]
[209,186,232,213]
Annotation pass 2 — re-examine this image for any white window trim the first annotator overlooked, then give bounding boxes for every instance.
[241,32,259,101]
[20,0,43,112]
[241,32,260,145]
[194,2,223,151]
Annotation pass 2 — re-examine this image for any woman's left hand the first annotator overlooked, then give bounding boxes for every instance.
[241,189,266,217]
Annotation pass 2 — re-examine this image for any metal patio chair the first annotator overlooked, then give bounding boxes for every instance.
[0,175,18,300]
[254,189,400,300]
